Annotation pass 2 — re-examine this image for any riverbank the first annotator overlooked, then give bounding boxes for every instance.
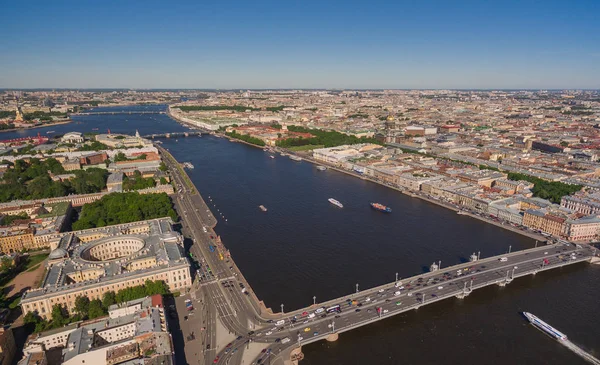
[295,152,548,243]
[0,119,72,134]
[165,113,549,244]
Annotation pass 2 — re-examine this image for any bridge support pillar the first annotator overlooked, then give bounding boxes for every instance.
[326,333,339,342]
[290,346,304,364]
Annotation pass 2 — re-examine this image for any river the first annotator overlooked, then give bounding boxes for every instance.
[4,105,599,364]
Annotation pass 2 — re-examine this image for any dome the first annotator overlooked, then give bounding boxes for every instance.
[48,248,68,260]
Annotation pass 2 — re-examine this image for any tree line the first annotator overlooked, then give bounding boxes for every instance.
[123,170,156,191]
[276,126,382,148]
[72,192,177,230]
[24,280,170,333]
[507,172,582,204]
[225,131,266,146]
[0,158,108,203]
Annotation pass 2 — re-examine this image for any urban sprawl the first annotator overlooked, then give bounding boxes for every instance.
[0,88,599,365]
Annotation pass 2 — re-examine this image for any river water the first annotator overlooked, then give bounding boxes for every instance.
[4,106,599,364]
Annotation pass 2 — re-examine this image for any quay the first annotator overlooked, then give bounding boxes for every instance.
[158,142,600,365]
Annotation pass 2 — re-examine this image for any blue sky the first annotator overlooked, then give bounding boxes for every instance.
[0,0,598,89]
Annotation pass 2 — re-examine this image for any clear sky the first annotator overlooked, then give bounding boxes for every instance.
[0,0,598,89]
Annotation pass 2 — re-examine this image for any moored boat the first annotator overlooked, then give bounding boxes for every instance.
[316,166,327,171]
[259,205,267,212]
[289,155,302,162]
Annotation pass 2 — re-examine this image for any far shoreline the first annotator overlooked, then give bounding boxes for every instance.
[0,119,73,134]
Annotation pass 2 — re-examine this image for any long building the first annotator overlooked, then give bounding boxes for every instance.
[20,218,191,319]
[22,295,173,365]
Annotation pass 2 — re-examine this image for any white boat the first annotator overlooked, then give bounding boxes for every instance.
[259,205,267,212]
[328,198,343,208]
[316,166,327,171]
[269,155,275,159]
[46,131,55,134]
[523,312,567,341]
[289,155,302,162]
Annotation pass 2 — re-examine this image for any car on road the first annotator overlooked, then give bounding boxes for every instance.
[266,319,274,323]
[321,314,327,318]
[308,313,316,319]
[206,344,210,349]
[378,289,385,293]
[313,331,319,336]
[275,338,281,342]
[248,331,255,336]
[499,257,508,262]
[266,331,273,335]
[213,356,219,363]
[281,337,291,344]
[236,335,242,340]
[261,348,268,353]
[303,320,309,324]
[355,309,361,312]
[275,320,285,326]
[438,286,443,289]
[407,293,412,297]
[383,309,389,314]
[225,348,230,354]
[226,343,233,347]
[302,311,309,316]
[298,336,303,341]
[304,327,311,332]
[365,297,371,302]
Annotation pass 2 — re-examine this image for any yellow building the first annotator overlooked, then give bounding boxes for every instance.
[20,218,191,320]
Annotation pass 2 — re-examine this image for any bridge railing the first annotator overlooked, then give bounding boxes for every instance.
[291,252,591,348]
[276,242,565,319]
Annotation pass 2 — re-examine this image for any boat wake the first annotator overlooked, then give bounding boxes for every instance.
[561,340,600,365]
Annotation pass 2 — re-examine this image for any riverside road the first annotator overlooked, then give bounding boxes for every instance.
[160,146,599,365]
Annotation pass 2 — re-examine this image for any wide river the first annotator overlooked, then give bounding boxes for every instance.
[4,105,599,364]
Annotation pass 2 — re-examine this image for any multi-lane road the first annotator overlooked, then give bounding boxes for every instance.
[161,147,599,365]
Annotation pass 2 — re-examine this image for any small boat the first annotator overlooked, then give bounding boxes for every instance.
[289,155,302,162]
[316,166,327,171]
[280,152,287,157]
[328,198,343,208]
[269,155,275,159]
[522,312,567,341]
[46,130,55,134]
[457,210,467,215]
[370,203,392,213]
[92,128,99,131]
[259,205,267,212]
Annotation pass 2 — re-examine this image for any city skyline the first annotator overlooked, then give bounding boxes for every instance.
[0,0,599,89]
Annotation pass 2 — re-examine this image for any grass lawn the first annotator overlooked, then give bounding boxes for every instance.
[288,144,324,152]
[25,254,49,272]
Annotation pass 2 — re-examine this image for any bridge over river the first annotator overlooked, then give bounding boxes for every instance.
[71,111,166,116]
[217,242,598,365]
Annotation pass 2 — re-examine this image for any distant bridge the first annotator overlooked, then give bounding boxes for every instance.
[71,111,166,116]
[142,131,206,139]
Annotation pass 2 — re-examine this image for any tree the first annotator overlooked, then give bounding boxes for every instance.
[0,257,13,272]
[102,291,116,308]
[160,177,168,185]
[159,162,168,172]
[23,311,42,325]
[88,299,106,319]
[74,296,90,318]
[560,141,569,147]
[51,304,68,327]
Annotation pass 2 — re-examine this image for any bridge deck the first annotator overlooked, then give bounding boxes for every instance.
[245,242,596,357]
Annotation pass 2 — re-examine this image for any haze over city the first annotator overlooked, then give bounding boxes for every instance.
[1,0,599,89]
[1,2,600,365]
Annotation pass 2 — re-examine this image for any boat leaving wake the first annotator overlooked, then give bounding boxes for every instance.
[561,340,600,365]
